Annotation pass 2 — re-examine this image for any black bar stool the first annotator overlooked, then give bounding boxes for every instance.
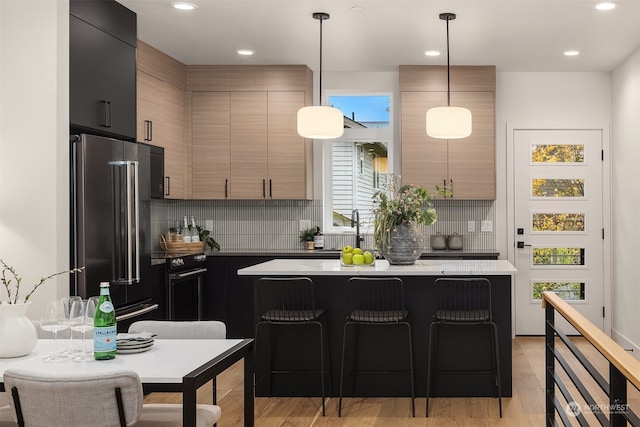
[426,277,502,417]
[254,277,331,415]
[339,276,415,417]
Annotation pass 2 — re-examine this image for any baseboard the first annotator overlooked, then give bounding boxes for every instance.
[611,327,640,362]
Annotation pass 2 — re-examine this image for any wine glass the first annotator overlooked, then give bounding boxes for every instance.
[62,296,82,356]
[71,299,95,361]
[40,299,70,362]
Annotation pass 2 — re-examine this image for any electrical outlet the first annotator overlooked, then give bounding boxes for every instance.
[467,221,476,233]
[299,219,312,231]
[205,220,214,231]
[481,220,493,232]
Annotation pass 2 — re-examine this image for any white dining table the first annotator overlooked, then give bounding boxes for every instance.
[0,338,254,426]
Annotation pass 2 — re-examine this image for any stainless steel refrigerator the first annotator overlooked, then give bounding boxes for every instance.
[71,133,158,322]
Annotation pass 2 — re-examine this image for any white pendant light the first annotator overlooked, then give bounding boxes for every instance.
[426,13,472,140]
[297,12,344,140]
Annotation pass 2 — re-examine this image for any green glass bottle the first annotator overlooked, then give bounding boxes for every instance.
[94,282,117,360]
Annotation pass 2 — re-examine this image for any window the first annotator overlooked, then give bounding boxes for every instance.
[324,94,392,232]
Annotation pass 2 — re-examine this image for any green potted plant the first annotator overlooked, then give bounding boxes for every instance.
[372,174,437,265]
[299,227,316,250]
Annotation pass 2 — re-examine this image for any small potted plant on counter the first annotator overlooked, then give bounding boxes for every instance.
[299,227,316,250]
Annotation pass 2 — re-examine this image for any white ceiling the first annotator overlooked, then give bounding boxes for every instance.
[117,0,640,73]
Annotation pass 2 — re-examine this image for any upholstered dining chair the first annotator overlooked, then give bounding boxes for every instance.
[127,320,226,405]
[3,369,221,427]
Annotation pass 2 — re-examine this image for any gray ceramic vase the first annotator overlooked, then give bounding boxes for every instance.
[379,222,424,265]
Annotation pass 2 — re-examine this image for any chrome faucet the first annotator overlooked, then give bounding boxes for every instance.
[351,209,364,248]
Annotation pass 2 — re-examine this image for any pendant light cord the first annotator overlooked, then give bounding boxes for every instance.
[446,17,451,107]
[319,16,323,106]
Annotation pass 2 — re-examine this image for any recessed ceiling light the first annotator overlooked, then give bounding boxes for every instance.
[564,50,580,56]
[172,2,198,11]
[236,49,255,56]
[351,6,364,12]
[595,2,616,10]
[425,50,441,57]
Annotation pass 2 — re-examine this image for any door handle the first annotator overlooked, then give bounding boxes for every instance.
[517,241,532,248]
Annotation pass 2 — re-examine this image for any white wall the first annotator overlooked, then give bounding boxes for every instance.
[496,71,613,336]
[611,49,640,357]
[0,1,69,317]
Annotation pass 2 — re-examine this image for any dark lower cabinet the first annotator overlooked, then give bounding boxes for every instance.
[70,0,136,140]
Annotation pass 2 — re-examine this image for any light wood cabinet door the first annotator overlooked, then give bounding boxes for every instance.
[230,92,268,199]
[400,91,495,200]
[137,71,186,198]
[400,91,449,192]
[447,91,495,200]
[267,92,308,199]
[191,92,230,199]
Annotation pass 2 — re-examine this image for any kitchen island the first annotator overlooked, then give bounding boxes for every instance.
[238,259,516,398]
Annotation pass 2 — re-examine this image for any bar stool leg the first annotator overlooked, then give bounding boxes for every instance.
[338,321,353,417]
[490,322,502,417]
[404,322,415,417]
[426,322,438,417]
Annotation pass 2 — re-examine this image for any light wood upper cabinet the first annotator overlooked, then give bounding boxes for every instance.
[137,41,187,199]
[230,92,269,199]
[187,65,313,200]
[267,92,308,199]
[400,65,496,200]
[191,92,230,199]
[190,91,310,200]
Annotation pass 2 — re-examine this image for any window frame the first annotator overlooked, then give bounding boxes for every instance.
[322,91,394,235]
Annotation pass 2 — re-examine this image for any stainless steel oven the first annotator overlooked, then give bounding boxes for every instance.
[163,253,208,320]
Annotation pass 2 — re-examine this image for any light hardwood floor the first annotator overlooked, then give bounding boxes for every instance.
[144,337,639,426]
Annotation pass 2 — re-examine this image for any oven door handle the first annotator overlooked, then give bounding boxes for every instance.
[169,268,207,280]
[116,303,159,322]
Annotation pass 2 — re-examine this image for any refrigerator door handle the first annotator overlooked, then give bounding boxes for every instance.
[110,160,140,285]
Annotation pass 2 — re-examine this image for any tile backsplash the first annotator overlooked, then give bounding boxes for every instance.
[151,199,496,252]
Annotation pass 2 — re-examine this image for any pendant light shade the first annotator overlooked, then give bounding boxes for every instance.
[426,106,472,139]
[297,105,344,139]
[426,13,472,140]
[297,12,344,140]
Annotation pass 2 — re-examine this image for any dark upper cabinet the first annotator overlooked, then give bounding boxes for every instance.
[69,0,136,140]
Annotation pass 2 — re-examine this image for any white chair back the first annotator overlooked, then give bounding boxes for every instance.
[3,369,143,427]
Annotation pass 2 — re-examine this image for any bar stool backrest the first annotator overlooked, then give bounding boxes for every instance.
[256,277,320,322]
[433,277,493,323]
[346,277,407,323]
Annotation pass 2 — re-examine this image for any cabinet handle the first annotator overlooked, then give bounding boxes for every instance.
[225,179,228,198]
[262,179,266,198]
[98,100,112,128]
[144,120,153,141]
[165,176,170,196]
[269,179,273,198]
[449,179,453,198]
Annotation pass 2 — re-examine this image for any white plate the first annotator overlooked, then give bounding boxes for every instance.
[117,345,153,354]
[117,340,154,349]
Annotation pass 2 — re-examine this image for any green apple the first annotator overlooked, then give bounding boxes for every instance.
[353,248,364,255]
[363,251,374,265]
[342,245,353,254]
[342,253,353,265]
[352,254,364,265]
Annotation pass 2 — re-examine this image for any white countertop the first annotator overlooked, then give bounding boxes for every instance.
[237,259,517,276]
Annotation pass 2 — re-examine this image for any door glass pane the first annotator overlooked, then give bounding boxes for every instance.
[532,282,585,301]
[531,144,584,163]
[533,248,585,265]
[531,178,585,197]
[532,213,585,232]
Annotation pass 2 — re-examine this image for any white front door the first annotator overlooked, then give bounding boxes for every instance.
[513,129,605,335]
